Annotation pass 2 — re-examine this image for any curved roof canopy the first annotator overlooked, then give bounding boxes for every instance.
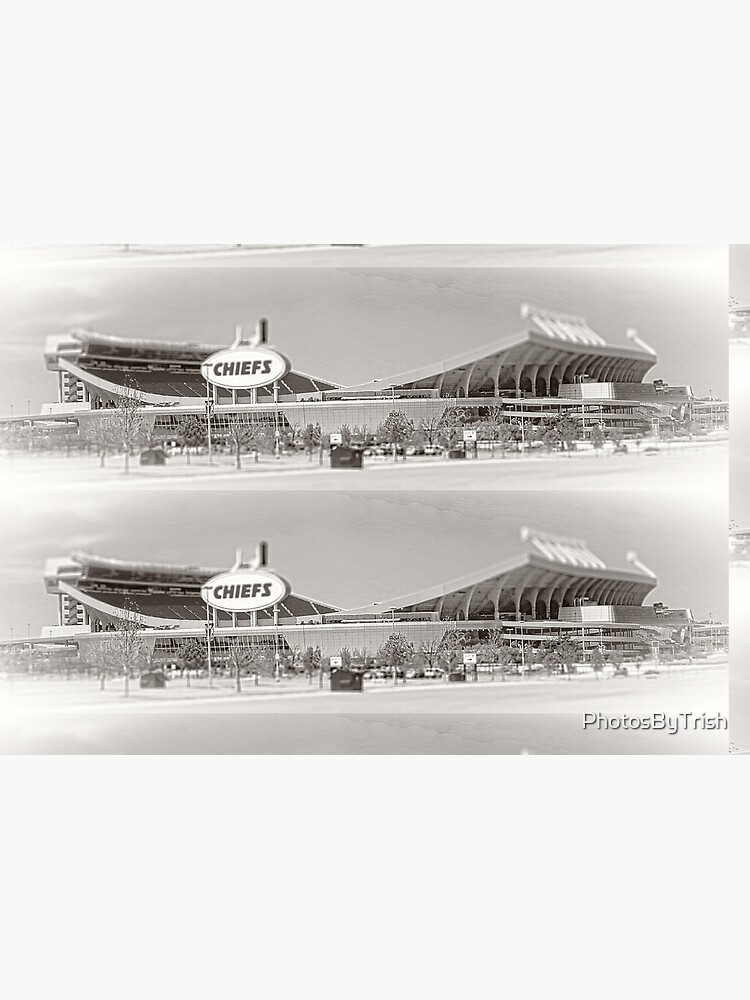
[45,528,657,630]
[44,552,341,627]
[44,330,341,403]
[346,307,656,397]
[346,529,657,620]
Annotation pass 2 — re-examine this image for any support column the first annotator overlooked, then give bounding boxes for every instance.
[460,584,478,621]
[527,587,541,619]
[460,362,478,398]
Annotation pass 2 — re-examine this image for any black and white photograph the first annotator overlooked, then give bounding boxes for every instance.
[0,489,729,754]
[0,244,727,493]
[0,247,729,755]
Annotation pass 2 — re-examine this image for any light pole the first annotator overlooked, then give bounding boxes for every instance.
[273,608,281,682]
[205,604,214,688]
[273,383,281,460]
[206,381,214,466]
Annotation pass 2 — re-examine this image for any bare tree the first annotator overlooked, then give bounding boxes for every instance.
[418,633,450,671]
[417,412,446,449]
[225,644,253,693]
[478,406,516,459]
[225,417,272,469]
[82,416,117,467]
[87,614,144,695]
[109,391,146,474]
[84,639,117,690]
[301,645,322,686]
[301,423,321,462]
[109,614,145,697]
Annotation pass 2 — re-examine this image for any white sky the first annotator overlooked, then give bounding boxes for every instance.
[0,489,727,638]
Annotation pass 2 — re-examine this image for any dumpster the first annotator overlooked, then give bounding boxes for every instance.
[448,449,466,460]
[448,670,467,682]
[139,671,168,689]
[140,448,167,466]
[330,668,364,691]
[330,445,364,469]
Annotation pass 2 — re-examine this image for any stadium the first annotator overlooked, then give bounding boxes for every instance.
[33,305,724,446]
[31,528,725,670]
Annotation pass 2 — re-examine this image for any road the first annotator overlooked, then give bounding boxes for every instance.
[0,667,728,754]
[2,442,728,492]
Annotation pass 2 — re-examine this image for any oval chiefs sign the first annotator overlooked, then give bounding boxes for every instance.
[201,346,291,390]
[201,569,291,613]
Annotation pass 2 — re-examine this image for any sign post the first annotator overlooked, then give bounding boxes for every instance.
[201,319,291,466]
[205,605,214,688]
[201,542,291,693]
[463,428,477,459]
[206,380,214,466]
[463,650,478,680]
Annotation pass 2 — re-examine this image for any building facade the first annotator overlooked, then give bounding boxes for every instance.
[35,529,717,666]
[35,306,718,442]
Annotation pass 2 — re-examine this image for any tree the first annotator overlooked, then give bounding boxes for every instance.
[178,638,206,688]
[85,639,117,690]
[418,634,451,672]
[558,415,579,453]
[557,638,581,675]
[607,426,625,450]
[417,412,447,449]
[104,613,145,697]
[82,416,117,467]
[537,637,580,676]
[301,424,321,462]
[437,408,466,453]
[109,390,147,475]
[377,633,415,684]
[534,415,560,453]
[175,415,206,464]
[478,406,513,458]
[351,647,374,671]
[377,410,415,462]
[318,432,330,466]
[301,645,322,687]
[225,644,253,693]
[611,649,626,673]
[224,416,269,469]
[340,424,371,447]
[591,424,605,457]
[591,646,605,678]
[479,628,511,680]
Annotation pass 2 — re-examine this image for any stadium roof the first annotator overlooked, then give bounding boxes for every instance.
[45,530,658,629]
[44,553,342,626]
[345,307,657,396]
[44,330,341,402]
[347,529,657,619]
